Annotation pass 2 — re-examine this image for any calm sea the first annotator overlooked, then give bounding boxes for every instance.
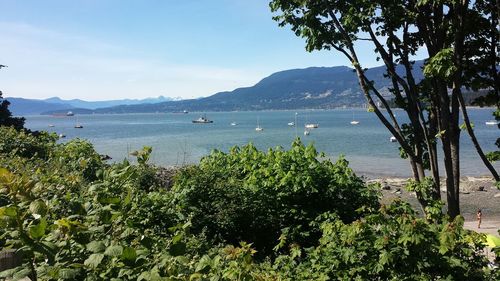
[24,108,499,178]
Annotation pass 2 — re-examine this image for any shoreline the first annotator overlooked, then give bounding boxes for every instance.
[372,175,500,229]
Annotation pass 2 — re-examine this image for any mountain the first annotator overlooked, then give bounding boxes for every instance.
[42,96,179,109]
[6,97,75,116]
[74,61,424,114]
[5,95,181,116]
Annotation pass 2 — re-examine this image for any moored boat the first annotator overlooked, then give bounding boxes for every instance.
[305,123,319,129]
[192,115,213,123]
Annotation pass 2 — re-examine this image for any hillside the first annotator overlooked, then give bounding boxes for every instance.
[6,96,180,115]
[6,97,75,115]
[43,96,178,109]
[15,61,428,115]
[83,62,424,114]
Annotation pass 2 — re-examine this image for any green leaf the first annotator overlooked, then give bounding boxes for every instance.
[0,206,17,217]
[59,268,80,279]
[86,241,106,253]
[29,199,48,217]
[104,245,123,257]
[28,218,47,239]
[137,272,151,281]
[84,253,105,269]
[13,267,31,279]
[195,255,212,273]
[121,246,137,262]
[0,267,20,278]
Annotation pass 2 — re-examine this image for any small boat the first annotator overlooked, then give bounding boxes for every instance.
[304,130,310,136]
[305,123,319,129]
[288,122,295,126]
[74,117,83,128]
[48,124,55,127]
[485,120,498,126]
[59,133,66,138]
[192,115,213,123]
[230,122,237,126]
[66,111,74,116]
[389,136,397,142]
[255,117,263,131]
[350,111,360,125]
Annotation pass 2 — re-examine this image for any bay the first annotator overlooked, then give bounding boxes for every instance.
[24,108,499,177]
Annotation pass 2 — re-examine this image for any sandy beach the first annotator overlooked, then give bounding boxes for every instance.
[370,176,500,236]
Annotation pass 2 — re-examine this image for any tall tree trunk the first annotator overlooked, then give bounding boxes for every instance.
[428,107,441,198]
[448,93,461,218]
[458,93,500,181]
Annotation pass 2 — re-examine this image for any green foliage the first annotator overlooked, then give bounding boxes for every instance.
[0,126,57,159]
[173,140,380,256]
[273,201,489,280]
[0,129,496,280]
[423,48,457,80]
[0,91,25,131]
[405,177,444,221]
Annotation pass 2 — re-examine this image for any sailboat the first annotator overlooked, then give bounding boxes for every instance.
[74,116,83,128]
[288,112,298,126]
[304,113,319,128]
[255,117,263,131]
[305,123,319,129]
[350,111,360,125]
[304,129,310,136]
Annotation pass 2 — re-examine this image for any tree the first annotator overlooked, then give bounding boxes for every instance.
[0,66,25,130]
[270,0,499,218]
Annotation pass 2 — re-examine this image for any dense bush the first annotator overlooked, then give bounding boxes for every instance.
[273,200,489,280]
[0,129,496,280]
[0,126,57,159]
[173,140,380,256]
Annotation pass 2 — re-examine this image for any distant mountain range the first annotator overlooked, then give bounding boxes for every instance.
[7,62,427,115]
[6,96,180,115]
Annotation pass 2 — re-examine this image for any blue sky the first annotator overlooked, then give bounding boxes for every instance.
[0,0,407,101]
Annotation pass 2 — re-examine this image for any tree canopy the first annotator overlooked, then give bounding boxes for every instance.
[270,0,500,218]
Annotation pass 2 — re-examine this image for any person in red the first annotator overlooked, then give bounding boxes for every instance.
[477,209,482,228]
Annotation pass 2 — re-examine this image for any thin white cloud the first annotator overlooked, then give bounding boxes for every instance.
[0,22,263,100]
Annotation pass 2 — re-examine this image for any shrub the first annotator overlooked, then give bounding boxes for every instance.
[173,140,380,256]
[0,126,57,159]
[53,139,104,182]
[273,200,489,280]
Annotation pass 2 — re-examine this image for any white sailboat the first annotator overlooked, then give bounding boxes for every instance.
[74,116,83,128]
[255,117,263,131]
[304,114,318,128]
[305,123,319,129]
[350,111,359,125]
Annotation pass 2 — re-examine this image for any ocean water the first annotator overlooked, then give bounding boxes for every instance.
[24,108,499,177]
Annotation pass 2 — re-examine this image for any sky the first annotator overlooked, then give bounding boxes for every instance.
[0,0,421,101]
